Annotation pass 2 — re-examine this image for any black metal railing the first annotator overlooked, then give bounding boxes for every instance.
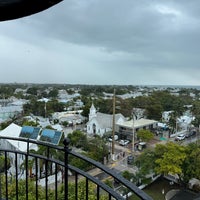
[0,136,153,200]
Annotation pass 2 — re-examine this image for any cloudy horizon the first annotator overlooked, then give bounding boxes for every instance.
[0,0,200,86]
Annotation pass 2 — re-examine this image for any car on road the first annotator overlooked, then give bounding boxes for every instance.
[119,139,130,146]
[175,134,186,141]
[185,130,196,138]
[127,155,134,164]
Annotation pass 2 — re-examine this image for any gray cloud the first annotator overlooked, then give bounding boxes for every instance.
[0,0,200,85]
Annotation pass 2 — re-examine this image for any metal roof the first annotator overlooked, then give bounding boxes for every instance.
[117,118,158,129]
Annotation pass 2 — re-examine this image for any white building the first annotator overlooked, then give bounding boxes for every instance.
[162,111,173,122]
[116,118,158,140]
[86,104,126,136]
[52,111,84,125]
[0,123,38,177]
[0,98,26,122]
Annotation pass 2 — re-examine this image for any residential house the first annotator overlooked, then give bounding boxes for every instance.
[0,123,38,178]
[52,111,84,126]
[0,123,63,179]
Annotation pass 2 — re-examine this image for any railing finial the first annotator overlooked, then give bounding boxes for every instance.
[63,137,70,147]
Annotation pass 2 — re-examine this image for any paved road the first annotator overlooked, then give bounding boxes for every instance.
[176,134,200,145]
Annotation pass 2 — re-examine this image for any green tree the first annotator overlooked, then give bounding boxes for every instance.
[182,143,200,183]
[191,100,200,127]
[135,148,157,176]
[1,179,46,200]
[87,136,109,163]
[67,179,109,200]
[192,115,200,128]
[137,129,154,142]
[69,152,93,172]
[145,102,163,120]
[0,154,10,173]
[47,99,64,113]
[23,99,64,118]
[168,111,178,134]
[155,142,186,179]
[0,85,16,98]
[20,159,34,177]
[122,170,133,181]
[48,88,58,98]
[67,130,88,148]
[27,87,38,96]
[22,119,39,127]
[0,121,11,130]
[34,144,59,178]
[81,101,91,118]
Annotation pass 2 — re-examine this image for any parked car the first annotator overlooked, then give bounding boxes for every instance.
[185,130,196,138]
[127,155,134,164]
[108,135,118,142]
[119,139,130,146]
[175,134,186,141]
[137,142,146,151]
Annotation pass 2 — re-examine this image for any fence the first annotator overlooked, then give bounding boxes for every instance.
[0,136,152,200]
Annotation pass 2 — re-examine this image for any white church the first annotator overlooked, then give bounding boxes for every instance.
[86,103,126,136]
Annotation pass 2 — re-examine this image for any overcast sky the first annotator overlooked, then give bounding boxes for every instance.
[0,0,200,86]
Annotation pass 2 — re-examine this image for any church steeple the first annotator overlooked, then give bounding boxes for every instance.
[89,103,97,120]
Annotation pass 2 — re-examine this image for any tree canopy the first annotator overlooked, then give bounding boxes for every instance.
[155,142,186,176]
[137,129,154,142]
[135,141,200,185]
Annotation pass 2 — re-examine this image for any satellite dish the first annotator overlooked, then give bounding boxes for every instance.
[0,0,63,21]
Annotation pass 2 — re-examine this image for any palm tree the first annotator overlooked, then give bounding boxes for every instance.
[20,158,34,177]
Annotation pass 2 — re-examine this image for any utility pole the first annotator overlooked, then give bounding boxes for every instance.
[44,101,46,119]
[132,108,137,153]
[132,109,135,154]
[111,89,116,160]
